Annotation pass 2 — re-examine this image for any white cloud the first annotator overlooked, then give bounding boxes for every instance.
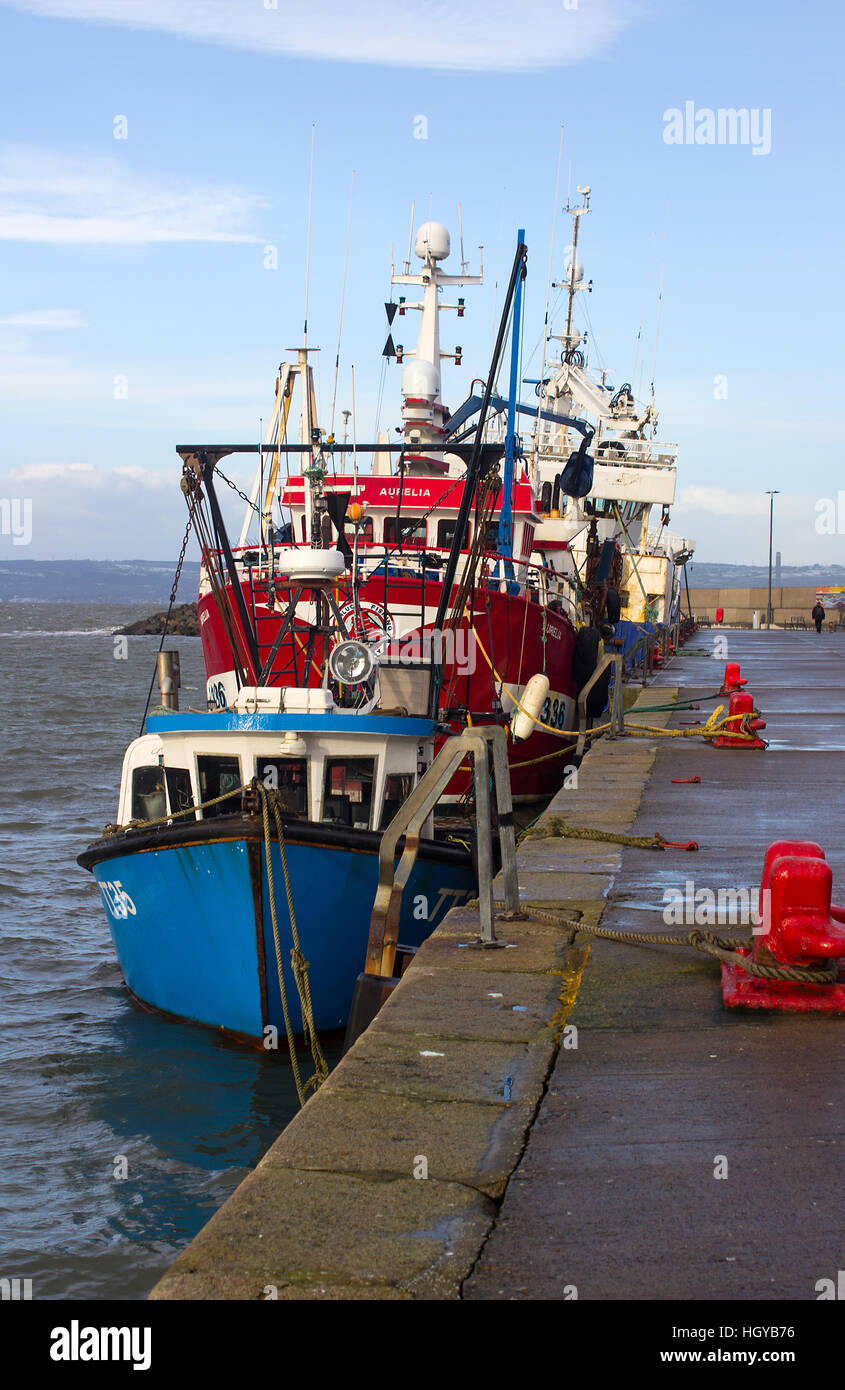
[8,462,95,480]
[0,309,88,328]
[671,487,836,566]
[0,145,266,244]
[676,485,774,517]
[0,0,644,72]
[0,457,256,557]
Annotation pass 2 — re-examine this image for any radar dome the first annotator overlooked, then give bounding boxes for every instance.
[402,358,440,399]
[564,259,584,286]
[415,221,450,262]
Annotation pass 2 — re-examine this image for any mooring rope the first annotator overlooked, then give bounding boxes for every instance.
[522,904,838,986]
[519,815,697,851]
[98,781,329,1098]
[471,625,766,747]
[259,785,329,1106]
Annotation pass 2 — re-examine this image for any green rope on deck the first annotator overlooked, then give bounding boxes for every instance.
[519,816,669,850]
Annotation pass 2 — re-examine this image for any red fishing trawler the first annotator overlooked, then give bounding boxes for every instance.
[186,221,609,801]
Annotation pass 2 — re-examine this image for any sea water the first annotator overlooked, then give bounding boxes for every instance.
[0,602,317,1300]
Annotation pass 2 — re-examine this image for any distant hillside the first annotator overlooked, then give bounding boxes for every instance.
[0,560,202,604]
[686,562,845,590]
[2,557,844,601]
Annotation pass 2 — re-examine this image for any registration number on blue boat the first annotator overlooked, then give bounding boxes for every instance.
[98,880,137,920]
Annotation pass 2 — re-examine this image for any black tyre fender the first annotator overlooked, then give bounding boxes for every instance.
[573,625,611,717]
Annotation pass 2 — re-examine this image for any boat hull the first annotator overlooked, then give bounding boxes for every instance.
[80,816,475,1042]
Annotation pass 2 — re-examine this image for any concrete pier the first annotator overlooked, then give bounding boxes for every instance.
[466,630,845,1301]
[152,630,845,1301]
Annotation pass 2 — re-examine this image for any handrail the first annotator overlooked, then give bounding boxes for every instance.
[575,652,624,759]
[363,725,519,982]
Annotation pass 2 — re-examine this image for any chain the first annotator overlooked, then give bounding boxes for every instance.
[216,465,261,515]
[169,508,194,605]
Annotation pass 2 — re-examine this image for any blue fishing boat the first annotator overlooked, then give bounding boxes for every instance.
[78,675,478,1045]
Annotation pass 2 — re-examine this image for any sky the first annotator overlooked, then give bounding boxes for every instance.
[0,0,842,569]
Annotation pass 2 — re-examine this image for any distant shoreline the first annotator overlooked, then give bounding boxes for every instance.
[2,557,845,603]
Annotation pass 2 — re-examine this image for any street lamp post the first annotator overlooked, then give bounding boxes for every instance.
[765,490,779,629]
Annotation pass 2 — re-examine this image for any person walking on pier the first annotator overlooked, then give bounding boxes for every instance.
[812,600,826,634]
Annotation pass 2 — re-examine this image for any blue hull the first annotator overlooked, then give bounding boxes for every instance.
[86,828,474,1041]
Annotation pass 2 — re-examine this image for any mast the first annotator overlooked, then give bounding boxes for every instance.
[390,220,482,475]
[561,185,591,358]
[429,235,528,718]
[496,228,526,574]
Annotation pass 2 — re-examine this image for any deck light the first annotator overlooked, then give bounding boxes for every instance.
[328,640,375,687]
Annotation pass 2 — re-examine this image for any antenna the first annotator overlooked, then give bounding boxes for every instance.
[330,171,355,439]
[650,217,668,405]
[303,124,316,347]
[490,189,506,355]
[458,202,468,275]
[351,365,359,492]
[534,126,565,460]
[404,200,415,274]
[631,241,653,389]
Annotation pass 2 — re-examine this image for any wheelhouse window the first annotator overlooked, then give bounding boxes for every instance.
[344,518,374,543]
[196,755,242,818]
[165,767,195,821]
[255,758,308,817]
[322,757,375,830]
[436,518,469,551]
[131,766,166,822]
[380,773,413,829]
[384,516,426,548]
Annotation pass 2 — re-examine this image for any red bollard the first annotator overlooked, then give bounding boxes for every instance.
[759,840,825,919]
[713,691,767,749]
[652,642,664,670]
[757,839,845,926]
[720,661,747,694]
[722,855,845,1011]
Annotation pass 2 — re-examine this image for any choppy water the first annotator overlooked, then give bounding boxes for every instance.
[0,602,316,1300]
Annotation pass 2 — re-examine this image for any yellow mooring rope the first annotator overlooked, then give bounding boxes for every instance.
[470,624,766,747]
[258,784,329,1106]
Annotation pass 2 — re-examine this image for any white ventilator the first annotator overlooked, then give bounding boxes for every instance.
[510,673,551,742]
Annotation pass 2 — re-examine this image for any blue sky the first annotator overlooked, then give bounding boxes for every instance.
[0,0,841,567]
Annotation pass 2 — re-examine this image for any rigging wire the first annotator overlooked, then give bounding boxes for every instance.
[330,172,355,440]
[303,124,315,347]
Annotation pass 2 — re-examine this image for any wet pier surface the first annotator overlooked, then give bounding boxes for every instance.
[465,630,845,1300]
